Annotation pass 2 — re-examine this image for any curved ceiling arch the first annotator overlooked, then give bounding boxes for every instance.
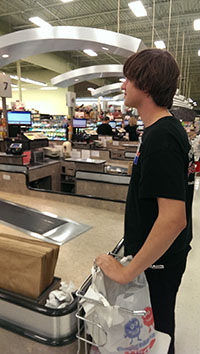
[0,26,145,68]
[91,82,122,97]
[112,93,124,101]
[51,65,123,88]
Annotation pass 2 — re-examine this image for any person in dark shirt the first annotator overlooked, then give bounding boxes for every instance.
[125,116,139,141]
[97,116,113,136]
[95,49,195,354]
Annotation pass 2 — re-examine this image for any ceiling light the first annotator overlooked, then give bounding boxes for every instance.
[2,54,9,58]
[194,19,200,30]
[29,17,52,28]
[60,0,73,2]
[10,75,47,86]
[40,87,58,90]
[119,78,126,82]
[154,40,166,49]
[21,78,47,86]
[128,1,147,17]
[74,78,79,82]
[83,49,98,57]
[87,88,95,91]
[102,47,109,51]
[198,49,200,56]
[12,88,26,91]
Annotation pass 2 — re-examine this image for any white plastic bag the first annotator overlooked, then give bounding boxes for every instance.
[82,256,157,354]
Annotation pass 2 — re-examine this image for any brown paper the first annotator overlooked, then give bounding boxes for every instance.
[0,234,59,286]
[0,238,53,290]
[0,234,60,299]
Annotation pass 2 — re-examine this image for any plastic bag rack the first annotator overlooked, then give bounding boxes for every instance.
[75,240,146,354]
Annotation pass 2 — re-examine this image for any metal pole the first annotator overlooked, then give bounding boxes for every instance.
[16,60,22,102]
[186,55,191,98]
[167,0,173,51]
[179,32,185,93]
[151,0,156,48]
[175,20,179,61]
[117,0,120,33]
[188,81,191,99]
[183,50,188,97]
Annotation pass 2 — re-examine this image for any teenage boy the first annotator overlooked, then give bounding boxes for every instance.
[96,48,195,354]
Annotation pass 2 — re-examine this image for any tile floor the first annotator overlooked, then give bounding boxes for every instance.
[175,176,200,354]
[0,177,199,354]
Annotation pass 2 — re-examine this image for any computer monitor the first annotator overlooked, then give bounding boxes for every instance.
[7,111,32,126]
[116,121,122,127]
[73,118,87,128]
[109,121,116,129]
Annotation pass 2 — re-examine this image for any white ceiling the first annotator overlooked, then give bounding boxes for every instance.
[0,0,199,107]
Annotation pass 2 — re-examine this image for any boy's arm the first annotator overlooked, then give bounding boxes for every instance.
[95,198,186,284]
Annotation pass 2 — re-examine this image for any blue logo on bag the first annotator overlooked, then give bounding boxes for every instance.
[124,318,142,344]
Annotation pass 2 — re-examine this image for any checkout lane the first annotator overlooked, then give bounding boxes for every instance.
[0,129,138,201]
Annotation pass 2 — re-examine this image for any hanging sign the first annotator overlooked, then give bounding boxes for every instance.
[0,73,12,98]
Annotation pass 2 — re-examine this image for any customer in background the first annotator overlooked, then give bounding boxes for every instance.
[95,48,195,354]
[125,116,139,141]
[97,116,113,136]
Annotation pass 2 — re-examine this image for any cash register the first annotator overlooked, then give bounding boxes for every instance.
[22,132,49,150]
[6,143,23,155]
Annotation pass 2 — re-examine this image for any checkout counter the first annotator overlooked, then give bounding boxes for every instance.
[0,134,136,202]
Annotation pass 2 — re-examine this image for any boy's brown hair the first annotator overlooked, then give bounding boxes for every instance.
[123,49,180,109]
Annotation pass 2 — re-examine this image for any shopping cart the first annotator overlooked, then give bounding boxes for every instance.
[75,241,147,354]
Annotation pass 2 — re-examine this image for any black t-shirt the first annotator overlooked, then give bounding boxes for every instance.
[125,125,139,141]
[124,116,195,267]
[97,123,113,136]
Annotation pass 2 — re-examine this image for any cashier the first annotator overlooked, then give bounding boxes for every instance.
[97,117,113,136]
[125,116,139,141]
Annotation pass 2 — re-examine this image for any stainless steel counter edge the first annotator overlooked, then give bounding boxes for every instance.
[0,160,60,173]
[0,164,27,173]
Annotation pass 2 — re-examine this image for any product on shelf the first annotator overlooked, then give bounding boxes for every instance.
[30,115,67,141]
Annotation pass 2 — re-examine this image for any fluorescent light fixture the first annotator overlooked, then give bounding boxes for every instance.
[83,49,98,57]
[154,40,166,49]
[2,54,9,58]
[12,88,26,91]
[40,87,58,90]
[119,78,126,82]
[10,75,47,86]
[87,87,95,92]
[29,16,52,28]
[102,47,109,51]
[128,1,147,17]
[61,0,73,2]
[198,49,200,56]
[194,19,200,30]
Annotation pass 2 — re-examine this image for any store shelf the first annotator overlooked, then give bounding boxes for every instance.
[29,126,67,141]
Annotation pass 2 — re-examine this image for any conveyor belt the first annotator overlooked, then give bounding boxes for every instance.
[0,198,91,245]
[0,200,66,234]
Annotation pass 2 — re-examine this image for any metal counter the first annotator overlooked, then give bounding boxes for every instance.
[0,198,91,245]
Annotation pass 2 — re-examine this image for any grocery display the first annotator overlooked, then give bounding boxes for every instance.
[29,115,67,141]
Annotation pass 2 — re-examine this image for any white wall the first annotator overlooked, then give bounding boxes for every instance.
[6,87,69,115]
